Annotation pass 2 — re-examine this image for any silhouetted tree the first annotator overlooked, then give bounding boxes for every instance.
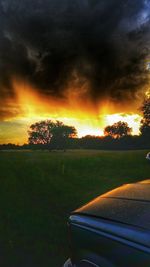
[104,121,132,139]
[140,96,150,138]
[28,120,77,148]
[50,121,77,149]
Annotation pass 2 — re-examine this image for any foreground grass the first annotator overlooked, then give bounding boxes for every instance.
[0,149,149,266]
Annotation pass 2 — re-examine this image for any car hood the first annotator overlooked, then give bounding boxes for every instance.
[73,181,150,231]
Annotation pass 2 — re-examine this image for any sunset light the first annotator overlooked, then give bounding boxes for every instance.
[0,2,150,267]
[105,113,142,135]
[0,80,143,144]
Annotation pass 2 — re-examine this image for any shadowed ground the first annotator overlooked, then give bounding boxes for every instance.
[0,150,149,266]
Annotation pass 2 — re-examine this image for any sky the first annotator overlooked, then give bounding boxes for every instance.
[0,0,150,144]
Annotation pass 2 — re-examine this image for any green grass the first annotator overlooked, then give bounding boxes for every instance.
[0,149,149,266]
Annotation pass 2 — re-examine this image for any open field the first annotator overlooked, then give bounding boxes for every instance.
[0,149,149,266]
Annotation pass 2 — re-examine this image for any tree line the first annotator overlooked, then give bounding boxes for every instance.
[0,96,149,150]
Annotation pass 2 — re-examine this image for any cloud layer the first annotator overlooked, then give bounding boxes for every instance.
[0,0,150,119]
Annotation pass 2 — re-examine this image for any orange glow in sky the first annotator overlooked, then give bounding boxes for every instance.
[0,80,143,144]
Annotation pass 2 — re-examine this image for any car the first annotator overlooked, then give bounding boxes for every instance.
[63,180,150,267]
[146,152,150,160]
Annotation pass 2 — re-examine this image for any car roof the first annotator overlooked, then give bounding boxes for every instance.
[138,179,150,184]
[73,180,150,231]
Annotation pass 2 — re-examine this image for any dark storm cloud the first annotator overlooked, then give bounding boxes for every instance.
[0,0,150,108]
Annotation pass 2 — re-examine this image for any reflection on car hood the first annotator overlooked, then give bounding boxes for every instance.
[73,181,150,231]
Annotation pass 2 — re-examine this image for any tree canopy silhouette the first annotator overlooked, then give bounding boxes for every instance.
[104,121,132,139]
[28,120,77,146]
[140,95,150,138]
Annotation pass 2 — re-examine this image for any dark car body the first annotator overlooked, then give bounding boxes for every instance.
[64,180,150,267]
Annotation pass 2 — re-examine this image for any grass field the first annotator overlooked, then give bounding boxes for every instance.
[0,149,149,267]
